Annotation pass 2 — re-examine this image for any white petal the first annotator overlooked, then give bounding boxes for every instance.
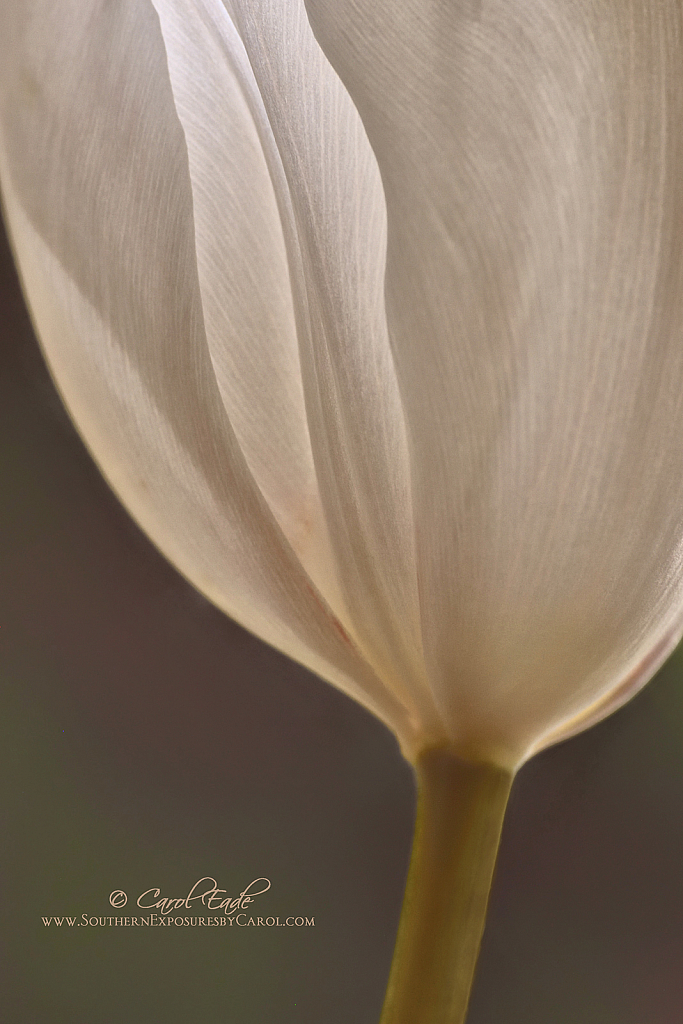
[153,0,441,735]
[148,0,343,617]
[0,0,416,750]
[306,0,683,765]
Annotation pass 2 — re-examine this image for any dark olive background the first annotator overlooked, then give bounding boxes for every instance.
[2,215,683,1024]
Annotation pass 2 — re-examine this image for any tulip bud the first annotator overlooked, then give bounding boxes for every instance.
[2,0,682,1021]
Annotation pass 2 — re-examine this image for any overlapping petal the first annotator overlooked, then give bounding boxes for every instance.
[151,0,442,738]
[0,0,416,749]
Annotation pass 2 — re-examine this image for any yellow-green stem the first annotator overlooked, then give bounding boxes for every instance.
[379,747,513,1024]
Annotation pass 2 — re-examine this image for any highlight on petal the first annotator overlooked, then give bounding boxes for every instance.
[0,0,418,752]
[305,0,683,766]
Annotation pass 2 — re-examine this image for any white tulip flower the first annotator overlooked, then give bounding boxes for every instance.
[2,0,683,1020]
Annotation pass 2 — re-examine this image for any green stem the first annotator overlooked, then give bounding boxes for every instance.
[379,747,513,1024]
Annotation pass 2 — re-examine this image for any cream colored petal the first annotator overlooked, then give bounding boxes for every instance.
[153,0,440,736]
[306,0,683,767]
[0,0,416,750]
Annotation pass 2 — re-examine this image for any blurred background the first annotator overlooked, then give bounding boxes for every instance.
[1,215,683,1024]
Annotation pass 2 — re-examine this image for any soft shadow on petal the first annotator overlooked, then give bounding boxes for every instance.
[305,0,683,766]
[0,0,417,749]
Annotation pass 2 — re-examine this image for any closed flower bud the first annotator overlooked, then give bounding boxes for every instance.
[2,1,682,1020]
